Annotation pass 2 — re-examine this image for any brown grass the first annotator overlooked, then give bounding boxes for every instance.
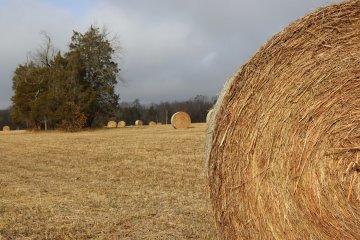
[206,1,360,239]
[171,112,191,129]
[0,123,217,239]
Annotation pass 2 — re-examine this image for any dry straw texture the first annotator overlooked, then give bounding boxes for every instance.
[107,121,117,128]
[171,112,191,129]
[135,120,143,126]
[0,123,217,239]
[2,126,10,132]
[206,109,214,124]
[206,1,360,239]
[117,121,126,128]
[149,121,157,126]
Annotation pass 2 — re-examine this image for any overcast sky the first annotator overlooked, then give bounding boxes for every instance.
[0,0,340,109]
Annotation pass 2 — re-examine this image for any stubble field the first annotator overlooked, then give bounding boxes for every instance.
[0,123,218,239]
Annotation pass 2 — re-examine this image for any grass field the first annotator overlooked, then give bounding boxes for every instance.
[0,123,218,239]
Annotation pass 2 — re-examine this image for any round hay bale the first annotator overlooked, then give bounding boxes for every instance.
[2,126,10,132]
[157,122,162,125]
[107,121,117,128]
[206,1,360,239]
[206,109,214,123]
[148,121,157,126]
[135,120,143,126]
[171,112,191,129]
[117,121,126,128]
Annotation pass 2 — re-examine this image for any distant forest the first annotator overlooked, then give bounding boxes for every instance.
[0,94,216,130]
[7,25,216,131]
[116,95,216,125]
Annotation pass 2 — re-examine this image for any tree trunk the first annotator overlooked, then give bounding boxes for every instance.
[44,118,48,131]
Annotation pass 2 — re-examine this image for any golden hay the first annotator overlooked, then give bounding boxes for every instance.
[206,1,360,239]
[107,121,117,128]
[148,121,157,126]
[206,109,214,124]
[2,126,10,132]
[117,121,126,128]
[135,120,143,126]
[171,112,191,129]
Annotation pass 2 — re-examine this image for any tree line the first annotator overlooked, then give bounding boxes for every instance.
[1,94,216,130]
[8,25,216,131]
[114,95,216,125]
[11,26,120,130]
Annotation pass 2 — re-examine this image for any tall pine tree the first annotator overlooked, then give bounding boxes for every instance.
[67,26,120,127]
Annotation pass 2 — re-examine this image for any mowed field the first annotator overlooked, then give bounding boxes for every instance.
[0,123,218,239]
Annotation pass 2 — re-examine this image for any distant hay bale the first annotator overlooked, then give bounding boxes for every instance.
[171,112,191,129]
[157,122,162,125]
[107,121,117,128]
[148,121,157,126]
[206,109,214,123]
[2,126,10,132]
[206,1,360,239]
[135,120,143,126]
[117,121,126,128]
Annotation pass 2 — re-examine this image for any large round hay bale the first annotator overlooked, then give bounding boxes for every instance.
[171,112,191,129]
[117,121,126,128]
[206,109,214,123]
[135,120,143,126]
[206,1,360,239]
[107,121,117,128]
[148,121,157,126]
[2,126,10,132]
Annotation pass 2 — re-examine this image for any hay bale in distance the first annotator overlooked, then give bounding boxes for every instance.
[117,121,126,128]
[2,126,10,132]
[107,121,117,128]
[206,1,360,239]
[135,120,143,126]
[171,112,191,129]
[148,121,157,126]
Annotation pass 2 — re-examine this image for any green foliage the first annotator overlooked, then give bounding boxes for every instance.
[11,63,51,128]
[11,26,120,130]
[67,26,119,127]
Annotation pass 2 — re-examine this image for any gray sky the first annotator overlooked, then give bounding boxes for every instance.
[0,0,339,109]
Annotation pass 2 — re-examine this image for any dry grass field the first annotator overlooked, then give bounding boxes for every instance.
[0,123,218,239]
